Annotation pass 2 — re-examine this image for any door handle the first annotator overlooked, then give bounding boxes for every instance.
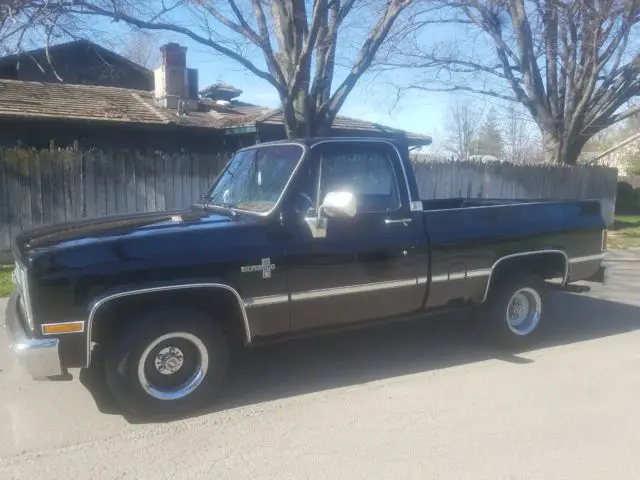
[384,218,412,226]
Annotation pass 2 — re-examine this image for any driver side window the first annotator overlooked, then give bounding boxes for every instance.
[317,144,401,214]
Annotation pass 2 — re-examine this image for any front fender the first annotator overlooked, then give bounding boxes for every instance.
[85,278,249,368]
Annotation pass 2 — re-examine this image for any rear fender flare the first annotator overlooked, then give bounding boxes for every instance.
[481,249,569,303]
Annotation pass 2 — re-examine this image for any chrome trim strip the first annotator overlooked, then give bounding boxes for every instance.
[41,321,85,335]
[85,283,251,368]
[449,272,466,281]
[422,268,491,285]
[204,142,308,217]
[482,249,569,303]
[467,269,491,278]
[568,253,606,264]
[291,278,416,301]
[423,199,602,213]
[243,294,290,307]
[311,138,416,205]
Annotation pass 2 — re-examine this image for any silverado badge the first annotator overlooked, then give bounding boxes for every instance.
[241,258,276,279]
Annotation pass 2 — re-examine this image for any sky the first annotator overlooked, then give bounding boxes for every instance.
[16,2,539,152]
[178,41,452,143]
[12,1,638,154]
[83,3,467,150]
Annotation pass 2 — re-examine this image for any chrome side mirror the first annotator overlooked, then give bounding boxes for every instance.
[320,191,357,218]
[304,191,356,238]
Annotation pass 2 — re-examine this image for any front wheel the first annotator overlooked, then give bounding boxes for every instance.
[482,273,546,347]
[104,308,229,417]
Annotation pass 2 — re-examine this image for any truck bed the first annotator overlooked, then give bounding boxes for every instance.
[422,197,603,244]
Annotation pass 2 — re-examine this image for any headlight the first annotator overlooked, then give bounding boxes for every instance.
[13,262,34,330]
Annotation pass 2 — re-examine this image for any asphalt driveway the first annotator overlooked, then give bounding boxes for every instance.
[1,251,639,479]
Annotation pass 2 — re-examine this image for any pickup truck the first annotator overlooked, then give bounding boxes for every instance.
[5,137,607,416]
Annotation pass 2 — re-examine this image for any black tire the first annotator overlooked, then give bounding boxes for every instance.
[482,273,547,348]
[104,307,229,418]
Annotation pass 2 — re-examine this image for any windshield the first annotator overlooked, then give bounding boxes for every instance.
[205,144,304,214]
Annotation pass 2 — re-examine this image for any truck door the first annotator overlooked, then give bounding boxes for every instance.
[285,140,425,332]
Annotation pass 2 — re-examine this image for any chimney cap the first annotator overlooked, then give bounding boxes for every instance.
[159,42,187,68]
[160,42,187,53]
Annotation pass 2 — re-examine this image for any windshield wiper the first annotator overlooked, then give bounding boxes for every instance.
[201,200,239,217]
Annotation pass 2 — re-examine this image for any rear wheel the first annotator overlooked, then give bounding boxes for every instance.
[104,307,228,417]
[482,273,546,347]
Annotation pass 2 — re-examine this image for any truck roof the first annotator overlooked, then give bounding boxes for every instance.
[248,137,414,149]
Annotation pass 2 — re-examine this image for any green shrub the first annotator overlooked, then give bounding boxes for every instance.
[615,181,640,214]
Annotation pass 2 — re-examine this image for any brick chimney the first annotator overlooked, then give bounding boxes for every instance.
[154,43,198,112]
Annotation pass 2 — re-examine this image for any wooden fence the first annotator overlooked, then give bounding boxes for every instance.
[0,148,231,258]
[0,147,618,258]
[412,160,618,225]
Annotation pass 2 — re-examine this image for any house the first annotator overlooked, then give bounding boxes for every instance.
[0,42,431,153]
[0,39,153,91]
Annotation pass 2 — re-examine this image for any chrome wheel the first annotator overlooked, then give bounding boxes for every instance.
[137,332,209,401]
[506,287,542,335]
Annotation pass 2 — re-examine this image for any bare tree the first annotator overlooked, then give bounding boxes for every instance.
[502,104,533,164]
[389,0,640,164]
[3,0,414,138]
[118,30,161,70]
[444,100,482,160]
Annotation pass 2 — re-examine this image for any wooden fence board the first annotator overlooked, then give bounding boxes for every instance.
[0,153,10,252]
[0,147,619,255]
[105,151,117,216]
[28,150,43,228]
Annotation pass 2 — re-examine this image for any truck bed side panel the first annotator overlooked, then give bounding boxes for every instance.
[422,200,605,309]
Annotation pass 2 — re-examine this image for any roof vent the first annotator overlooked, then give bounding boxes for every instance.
[200,82,242,101]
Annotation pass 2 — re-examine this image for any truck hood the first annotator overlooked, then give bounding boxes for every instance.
[14,207,240,260]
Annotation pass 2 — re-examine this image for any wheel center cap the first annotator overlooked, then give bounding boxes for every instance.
[154,346,184,375]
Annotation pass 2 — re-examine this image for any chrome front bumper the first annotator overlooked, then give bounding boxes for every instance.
[4,290,64,379]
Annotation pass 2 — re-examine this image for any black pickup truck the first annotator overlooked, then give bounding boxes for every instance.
[5,137,607,416]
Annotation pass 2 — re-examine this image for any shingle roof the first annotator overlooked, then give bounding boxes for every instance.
[0,79,431,145]
[0,39,152,77]
[0,79,169,124]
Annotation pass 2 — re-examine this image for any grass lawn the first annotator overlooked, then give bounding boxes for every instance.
[609,215,640,249]
[0,264,13,298]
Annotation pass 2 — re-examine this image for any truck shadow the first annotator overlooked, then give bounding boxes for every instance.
[79,291,640,423]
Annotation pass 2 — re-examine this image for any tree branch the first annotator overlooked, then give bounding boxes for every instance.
[405,83,518,102]
[326,0,412,121]
[71,2,284,93]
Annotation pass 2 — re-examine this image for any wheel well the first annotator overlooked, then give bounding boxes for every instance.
[90,288,247,349]
[484,252,567,301]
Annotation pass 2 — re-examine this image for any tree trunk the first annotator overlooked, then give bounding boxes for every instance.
[542,131,563,164]
[561,137,585,166]
[542,129,587,165]
[281,92,334,139]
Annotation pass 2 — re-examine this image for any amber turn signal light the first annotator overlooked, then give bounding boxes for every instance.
[42,321,85,335]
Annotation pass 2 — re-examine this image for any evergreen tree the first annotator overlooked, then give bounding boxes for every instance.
[474,109,505,160]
